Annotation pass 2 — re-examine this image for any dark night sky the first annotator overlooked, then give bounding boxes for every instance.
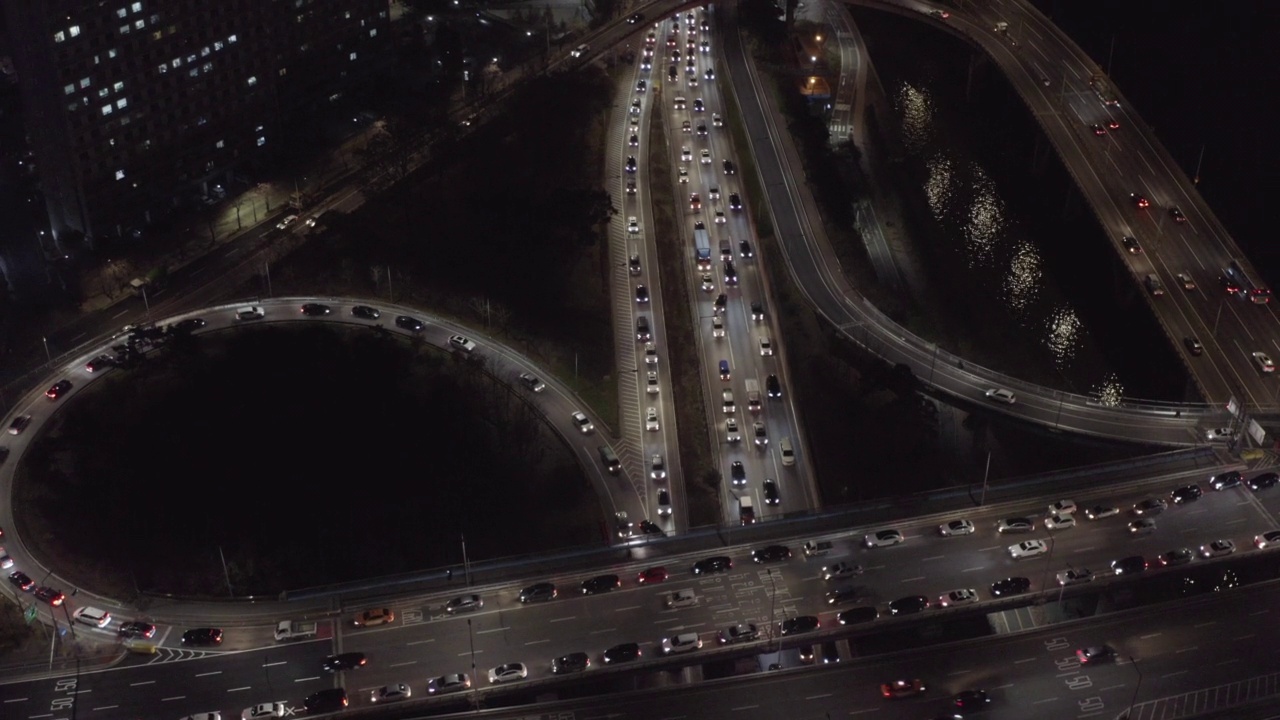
[1041,0,1280,282]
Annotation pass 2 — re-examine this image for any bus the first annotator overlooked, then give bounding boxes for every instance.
[1227,260,1271,304]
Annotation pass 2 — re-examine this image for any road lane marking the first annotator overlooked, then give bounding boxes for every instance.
[962,566,987,572]
[1073,546,1098,553]
[3,697,29,702]
[295,676,321,682]
[1235,635,1257,640]
[130,681,156,686]
[1162,670,1188,679]
[949,669,970,676]
[900,576,924,582]
[921,555,944,561]
[112,309,129,318]
[1014,658,1037,664]
[1249,610,1269,615]
[1099,684,1126,692]
[195,671,222,677]
[550,616,578,622]
[457,650,483,656]
[390,660,417,667]
[978,546,1000,552]
[227,687,251,692]
[162,696,187,701]
[407,639,435,646]
[70,333,86,343]
[615,605,641,612]
[991,683,1015,689]
[92,707,119,711]
[1032,698,1058,704]
[1227,518,1247,524]
[805,694,832,700]
[525,639,550,645]
[1176,646,1199,653]
[1218,659,1240,665]
[1194,622,1217,627]
[590,627,618,634]
[1140,633,1162,639]
[731,706,759,711]
[263,661,287,667]
[476,627,509,634]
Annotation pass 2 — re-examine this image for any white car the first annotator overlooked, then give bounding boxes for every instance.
[657,489,672,516]
[937,588,978,607]
[822,562,862,581]
[1200,539,1236,558]
[0,548,12,569]
[938,519,975,536]
[1084,505,1119,520]
[1057,568,1095,586]
[681,146,693,162]
[518,373,545,392]
[666,588,698,608]
[571,411,594,434]
[985,388,1016,404]
[864,529,904,548]
[571,43,588,57]
[709,186,721,200]
[647,371,660,394]
[1204,427,1236,442]
[650,454,667,481]
[1045,514,1077,530]
[487,662,528,684]
[241,704,285,720]
[700,149,712,164]
[712,315,725,337]
[678,167,689,183]
[1048,500,1077,515]
[726,417,741,442]
[644,342,659,365]
[275,214,299,230]
[759,336,774,356]
[449,334,476,353]
[701,273,716,292]
[714,210,726,224]
[1254,352,1276,373]
[371,684,411,703]
[180,714,222,720]
[753,421,768,447]
[627,217,640,234]
[645,407,660,431]
[1009,539,1049,559]
[712,113,723,127]
[1254,530,1280,549]
[661,632,703,654]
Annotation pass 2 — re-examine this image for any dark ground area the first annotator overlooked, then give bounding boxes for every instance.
[12,325,598,598]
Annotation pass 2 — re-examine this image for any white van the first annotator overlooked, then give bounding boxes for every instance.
[449,334,477,353]
[571,44,589,58]
[235,306,265,321]
[665,588,697,608]
[779,437,795,466]
[73,606,112,627]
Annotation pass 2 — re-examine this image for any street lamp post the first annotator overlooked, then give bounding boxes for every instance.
[42,336,51,364]
[1123,656,1142,719]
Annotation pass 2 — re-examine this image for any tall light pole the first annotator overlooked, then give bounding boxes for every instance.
[42,336,52,364]
[1123,656,1142,719]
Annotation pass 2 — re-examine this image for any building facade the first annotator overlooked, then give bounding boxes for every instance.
[4,0,389,247]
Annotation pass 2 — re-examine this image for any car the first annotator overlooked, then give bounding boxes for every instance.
[1128,518,1157,535]
[701,148,712,165]
[0,547,11,570]
[714,210,727,224]
[626,179,637,195]
[762,376,782,401]
[661,633,703,654]
[602,642,641,664]
[1076,646,1114,664]
[718,623,759,644]
[712,113,723,127]
[1046,513,1077,530]
[636,316,651,342]
[322,652,368,672]
[446,594,483,613]
[353,608,394,626]
[634,283,651,303]
[394,315,424,332]
[6,412,30,435]
[715,293,728,313]
[1254,352,1276,373]
[701,273,716,292]
[1184,337,1204,356]
[954,689,991,713]
[780,615,820,635]
[627,216,640,234]
[8,571,35,591]
[276,214,299,230]
[711,315,725,337]
[1090,123,1107,136]
[692,556,732,575]
[723,160,736,175]
[1176,273,1196,290]
[628,12,644,23]
[657,489,672,516]
[178,713,221,720]
[1009,540,1049,559]
[822,562,862,581]
[1048,499,1077,515]
[1170,207,1186,223]
[1107,119,1121,130]
[725,417,741,443]
[1129,193,1150,209]
[645,406,660,431]
[487,662,528,684]
[348,305,380,321]
[996,517,1034,534]
[729,192,742,210]
[1159,548,1195,567]
[582,574,621,595]
[939,519,975,536]
[938,588,979,607]
[817,640,841,664]
[299,303,331,317]
[45,380,72,400]
[830,609,876,629]
[181,628,222,645]
[629,98,641,116]
[1200,539,1236,558]
[371,683,412,703]
[865,529,904,548]
[753,545,792,563]
[681,147,693,162]
[241,703,285,719]
[626,156,637,173]
[1122,235,1142,254]
[639,520,663,536]
[1111,555,1147,575]
[748,301,765,321]
[693,98,705,112]
[117,621,156,639]
[719,358,732,380]
[571,411,594,434]
[427,673,471,694]
[511,373,546,395]
[753,421,768,447]
[758,336,774,356]
[763,479,781,505]
[552,652,590,674]
[170,317,208,334]
[1255,530,1280,549]
[1132,498,1167,516]
[1171,484,1203,504]
[650,454,667,481]
[644,342,659,365]
[984,388,1016,404]
[1084,505,1119,520]
[678,166,689,182]
[85,354,115,372]
[739,239,754,258]
[1249,472,1279,491]
[1057,568,1095,585]
[520,582,556,603]
[889,595,930,615]
[881,679,926,698]
[637,566,668,584]
[990,577,1031,597]
[1210,471,1242,490]
[1205,427,1237,443]
[730,460,746,486]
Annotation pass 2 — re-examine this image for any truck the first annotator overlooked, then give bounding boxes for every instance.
[745,379,762,413]
[1089,73,1120,107]
[694,226,712,270]
[275,620,318,641]
[803,540,834,558]
[738,495,755,525]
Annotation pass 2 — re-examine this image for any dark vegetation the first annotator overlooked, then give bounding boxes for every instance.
[13,325,598,598]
